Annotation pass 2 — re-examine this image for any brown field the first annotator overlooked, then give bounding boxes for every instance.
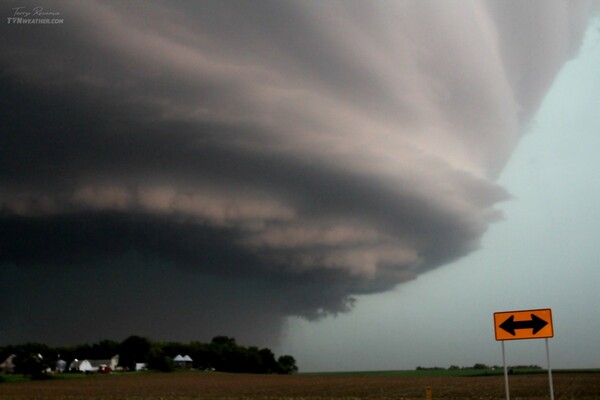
[0,371,599,400]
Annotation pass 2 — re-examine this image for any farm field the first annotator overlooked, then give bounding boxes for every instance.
[1,371,599,399]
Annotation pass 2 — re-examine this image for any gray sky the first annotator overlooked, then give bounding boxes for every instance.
[1,1,599,371]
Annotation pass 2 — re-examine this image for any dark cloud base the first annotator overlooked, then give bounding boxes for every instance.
[0,212,369,346]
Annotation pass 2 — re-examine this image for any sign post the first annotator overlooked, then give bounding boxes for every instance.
[545,338,554,400]
[493,308,554,400]
[501,340,509,400]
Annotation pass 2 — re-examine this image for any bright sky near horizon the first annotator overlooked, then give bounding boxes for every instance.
[279,20,600,371]
[1,1,599,373]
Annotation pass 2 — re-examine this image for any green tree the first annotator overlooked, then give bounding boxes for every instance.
[9,343,54,378]
[90,340,119,359]
[258,348,279,374]
[118,336,151,370]
[147,344,173,372]
[277,355,298,374]
[18,353,52,380]
[244,346,264,373]
[209,336,244,372]
[211,336,237,347]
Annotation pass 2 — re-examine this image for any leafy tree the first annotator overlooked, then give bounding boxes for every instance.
[244,346,264,373]
[118,336,151,370]
[90,340,119,359]
[187,341,211,370]
[211,336,237,346]
[147,344,173,372]
[277,355,298,374]
[6,343,54,378]
[18,353,52,380]
[206,336,240,372]
[258,348,279,374]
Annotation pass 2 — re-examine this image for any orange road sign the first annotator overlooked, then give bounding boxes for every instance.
[494,308,553,341]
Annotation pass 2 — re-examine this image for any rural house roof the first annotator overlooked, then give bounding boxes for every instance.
[173,355,193,362]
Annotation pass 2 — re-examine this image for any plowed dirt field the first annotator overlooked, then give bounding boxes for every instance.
[1,371,598,399]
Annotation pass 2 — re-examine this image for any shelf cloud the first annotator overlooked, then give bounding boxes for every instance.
[1,0,596,346]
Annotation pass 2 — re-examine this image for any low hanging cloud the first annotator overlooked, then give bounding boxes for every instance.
[0,0,597,346]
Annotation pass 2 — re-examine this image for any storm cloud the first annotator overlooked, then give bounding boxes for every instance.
[1,1,597,346]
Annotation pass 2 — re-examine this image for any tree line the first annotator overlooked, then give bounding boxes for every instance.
[416,363,542,371]
[0,335,298,378]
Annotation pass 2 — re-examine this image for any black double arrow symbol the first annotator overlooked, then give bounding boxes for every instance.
[499,313,548,336]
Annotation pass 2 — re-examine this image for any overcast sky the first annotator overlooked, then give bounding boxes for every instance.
[1,1,599,372]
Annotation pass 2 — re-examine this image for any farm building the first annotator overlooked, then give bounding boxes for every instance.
[135,363,147,371]
[69,359,94,372]
[173,354,193,369]
[56,359,67,373]
[69,355,119,373]
[0,354,15,374]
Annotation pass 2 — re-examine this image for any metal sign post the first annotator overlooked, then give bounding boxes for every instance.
[502,341,510,400]
[493,308,555,400]
[545,338,555,400]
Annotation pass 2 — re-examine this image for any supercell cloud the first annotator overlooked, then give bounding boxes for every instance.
[0,1,597,345]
